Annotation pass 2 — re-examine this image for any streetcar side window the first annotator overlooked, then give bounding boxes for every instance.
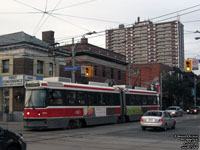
[88,92,120,106]
[103,93,111,105]
[67,91,76,105]
[153,96,158,105]
[113,94,120,105]
[126,94,142,106]
[134,95,141,105]
[76,91,88,105]
[48,90,64,106]
[142,96,148,105]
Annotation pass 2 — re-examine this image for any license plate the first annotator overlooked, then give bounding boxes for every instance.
[146,118,155,122]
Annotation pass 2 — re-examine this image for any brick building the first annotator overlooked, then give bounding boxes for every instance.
[61,37,127,86]
[127,63,171,90]
[0,31,69,121]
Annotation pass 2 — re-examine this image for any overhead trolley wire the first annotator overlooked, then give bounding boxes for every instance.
[48,0,98,12]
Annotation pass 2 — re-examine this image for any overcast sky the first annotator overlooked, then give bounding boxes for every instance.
[1,0,200,73]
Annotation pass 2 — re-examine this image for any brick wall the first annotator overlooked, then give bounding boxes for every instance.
[14,58,33,75]
[126,63,171,89]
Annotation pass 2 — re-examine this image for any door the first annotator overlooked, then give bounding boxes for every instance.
[164,112,171,128]
[165,112,172,127]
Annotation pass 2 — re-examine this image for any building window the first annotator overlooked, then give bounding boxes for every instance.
[118,70,121,80]
[102,66,106,78]
[49,63,53,76]
[37,60,44,74]
[133,68,139,75]
[111,68,114,79]
[2,59,9,73]
[94,65,97,76]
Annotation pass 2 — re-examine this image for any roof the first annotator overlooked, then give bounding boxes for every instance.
[0,31,49,48]
[75,50,127,65]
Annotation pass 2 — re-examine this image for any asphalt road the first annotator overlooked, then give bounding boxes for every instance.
[1,114,200,150]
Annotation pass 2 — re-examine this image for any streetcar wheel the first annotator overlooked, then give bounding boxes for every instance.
[77,120,83,128]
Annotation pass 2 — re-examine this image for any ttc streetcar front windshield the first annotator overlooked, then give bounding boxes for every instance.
[25,90,46,108]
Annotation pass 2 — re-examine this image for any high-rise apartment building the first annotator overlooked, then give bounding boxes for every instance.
[106,18,184,70]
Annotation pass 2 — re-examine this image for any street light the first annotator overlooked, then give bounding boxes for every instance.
[71,31,96,83]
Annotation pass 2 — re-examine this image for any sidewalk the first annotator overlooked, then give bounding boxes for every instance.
[0,121,24,131]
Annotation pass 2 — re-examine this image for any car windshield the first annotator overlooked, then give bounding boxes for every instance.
[25,90,46,108]
[144,111,162,117]
[190,106,198,109]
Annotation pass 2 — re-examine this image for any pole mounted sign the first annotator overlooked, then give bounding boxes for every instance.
[64,66,81,71]
[192,59,199,70]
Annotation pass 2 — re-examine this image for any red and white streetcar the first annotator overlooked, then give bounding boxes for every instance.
[24,79,159,129]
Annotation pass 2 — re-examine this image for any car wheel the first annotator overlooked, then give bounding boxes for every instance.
[162,124,167,131]
[171,122,176,129]
[141,127,146,131]
[8,145,20,150]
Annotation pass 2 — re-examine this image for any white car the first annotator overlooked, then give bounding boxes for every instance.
[140,110,176,131]
[165,106,183,117]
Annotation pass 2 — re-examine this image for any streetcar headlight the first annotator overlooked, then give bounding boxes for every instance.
[38,112,41,116]
[194,109,197,112]
[27,112,30,115]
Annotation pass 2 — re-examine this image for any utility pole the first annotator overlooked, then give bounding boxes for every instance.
[194,76,197,106]
[49,43,58,77]
[128,62,132,87]
[71,38,75,83]
[160,73,163,110]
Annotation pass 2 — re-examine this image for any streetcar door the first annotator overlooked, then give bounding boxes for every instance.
[120,89,126,117]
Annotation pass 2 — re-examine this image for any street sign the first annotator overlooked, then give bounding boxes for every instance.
[64,66,81,71]
[192,59,199,70]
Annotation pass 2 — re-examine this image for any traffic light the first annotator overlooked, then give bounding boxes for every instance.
[84,66,94,77]
[185,60,192,72]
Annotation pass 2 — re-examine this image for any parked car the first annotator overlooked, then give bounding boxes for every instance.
[140,110,176,131]
[165,106,184,117]
[186,106,200,114]
[0,126,26,150]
